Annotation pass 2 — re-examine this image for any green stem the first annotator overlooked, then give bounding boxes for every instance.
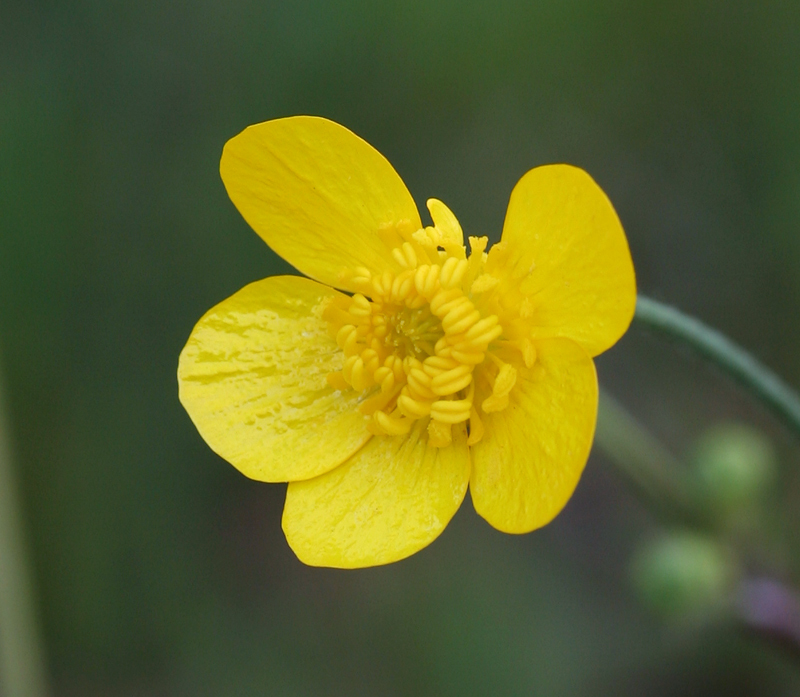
[595,389,705,526]
[634,296,800,443]
[0,363,49,697]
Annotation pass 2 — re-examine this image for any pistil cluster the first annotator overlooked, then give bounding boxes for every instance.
[323,199,535,447]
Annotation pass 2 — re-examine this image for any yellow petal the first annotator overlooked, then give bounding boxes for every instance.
[470,338,597,534]
[178,276,371,482]
[282,421,470,568]
[499,165,636,356]
[220,116,422,292]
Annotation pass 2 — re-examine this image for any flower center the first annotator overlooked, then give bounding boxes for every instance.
[384,305,441,360]
[323,199,535,447]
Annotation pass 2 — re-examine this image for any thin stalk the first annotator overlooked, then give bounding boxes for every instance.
[597,391,800,660]
[595,389,705,526]
[634,296,800,443]
[0,364,49,697]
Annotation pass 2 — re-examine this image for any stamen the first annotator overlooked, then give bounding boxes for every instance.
[442,304,480,335]
[391,269,416,303]
[321,302,352,327]
[482,393,509,413]
[348,356,369,392]
[422,355,459,376]
[497,339,536,367]
[430,364,473,396]
[321,200,532,446]
[427,419,452,447]
[480,361,516,413]
[406,368,437,400]
[326,371,349,391]
[414,264,440,299]
[360,385,402,415]
[349,294,372,317]
[429,287,462,315]
[467,406,484,446]
[493,363,517,397]
[470,274,499,294]
[397,393,432,418]
[336,325,359,355]
[373,409,413,436]
[391,242,418,269]
[439,257,469,289]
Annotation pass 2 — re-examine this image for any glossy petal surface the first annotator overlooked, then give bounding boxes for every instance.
[470,338,597,533]
[499,164,636,356]
[282,422,470,568]
[178,275,371,482]
[220,116,421,292]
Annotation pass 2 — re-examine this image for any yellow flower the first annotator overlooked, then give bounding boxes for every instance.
[178,116,636,568]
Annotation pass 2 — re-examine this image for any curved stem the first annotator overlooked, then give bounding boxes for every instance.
[634,296,800,443]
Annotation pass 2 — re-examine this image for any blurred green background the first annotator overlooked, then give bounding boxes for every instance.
[2,1,800,695]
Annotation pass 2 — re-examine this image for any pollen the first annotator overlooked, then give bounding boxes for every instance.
[323,199,535,446]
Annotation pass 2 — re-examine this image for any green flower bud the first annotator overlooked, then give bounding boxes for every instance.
[631,533,736,616]
[691,423,776,513]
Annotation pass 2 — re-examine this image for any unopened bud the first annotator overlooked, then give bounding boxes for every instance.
[691,423,776,513]
[631,532,736,616]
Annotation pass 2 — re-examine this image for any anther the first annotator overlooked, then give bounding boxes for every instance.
[380,371,396,393]
[442,305,481,335]
[406,368,436,400]
[465,315,499,341]
[430,364,473,396]
[429,287,462,316]
[391,242,418,269]
[349,266,372,289]
[342,355,358,384]
[397,394,431,418]
[349,294,372,317]
[326,371,349,392]
[371,271,394,298]
[336,325,359,355]
[349,357,370,392]
[414,265,441,299]
[430,399,471,424]
[373,410,413,436]
[450,349,485,365]
[361,348,380,374]
[391,269,416,303]
[373,366,391,384]
[422,355,459,376]
[439,257,469,289]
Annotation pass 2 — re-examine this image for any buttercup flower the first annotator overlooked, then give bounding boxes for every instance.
[178,116,636,568]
